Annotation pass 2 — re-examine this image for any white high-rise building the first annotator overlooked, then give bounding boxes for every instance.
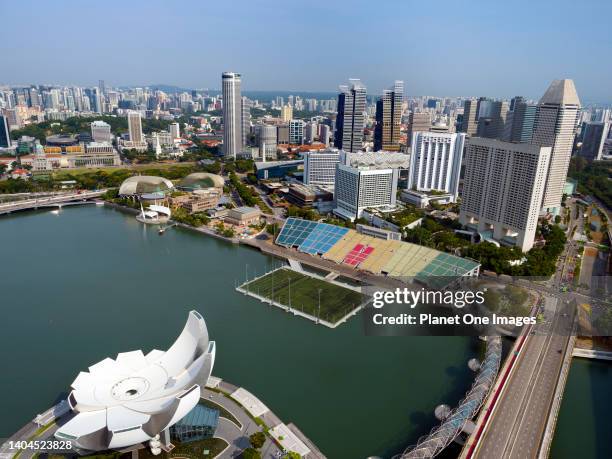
[408,132,466,202]
[91,120,112,143]
[241,96,251,146]
[222,72,242,158]
[259,124,277,160]
[459,137,551,252]
[127,111,143,143]
[305,121,318,144]
[169,122,180,139]
[333,151,408,221]
[531,79,581,214]
[93,87,103,113]
[303,148,341,186]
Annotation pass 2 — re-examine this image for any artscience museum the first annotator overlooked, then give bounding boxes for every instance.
[54,311,216,452]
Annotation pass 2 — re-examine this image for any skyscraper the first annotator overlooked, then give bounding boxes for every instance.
[579,121,611,161]
[305,121,318,144]
[127,111,143,143]
[406,112,432,147]
[531,79,581,213]
[374,80,403,151]
[319,124,330,147]
[93,87,103,113]
[505,96,537,143]
[334,79,366,152]
[170,122,180,139]
[259,124,277,160]
[289,119,305,144]
[459,138,552,252]
[281,105,293,122]
[222,72,242,158]
[0,115,11,148]
[333,151,408,220]
[460,99,478,136]
[241,96,251,146]
[476,100,508,139]
[408,132,466,202]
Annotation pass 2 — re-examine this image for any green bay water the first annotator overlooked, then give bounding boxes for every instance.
[0,205,478,458]
[551,358,612,458]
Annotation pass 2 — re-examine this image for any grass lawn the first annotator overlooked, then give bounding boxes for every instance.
[50,161,197,177]
[243,268,368,323]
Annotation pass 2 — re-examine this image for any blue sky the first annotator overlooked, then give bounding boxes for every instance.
[1,0,611,102]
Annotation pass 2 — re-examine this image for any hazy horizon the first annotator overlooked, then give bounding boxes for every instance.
[1,0,611,103]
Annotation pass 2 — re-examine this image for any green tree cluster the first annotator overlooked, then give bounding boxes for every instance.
[249,432,266,449]
[0,164,200,194]
[568,157,611,208]
[240,447,261,459]
[229,172,258,207]
[464,222,567,276]
[172,207,210,227]
[286,205,319,221]
[404,216,468,251]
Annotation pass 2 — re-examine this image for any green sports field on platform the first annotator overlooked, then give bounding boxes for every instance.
[242,268,367,323]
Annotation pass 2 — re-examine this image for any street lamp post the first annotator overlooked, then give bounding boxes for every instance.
[288,275,291,309]
[317,288,322,323]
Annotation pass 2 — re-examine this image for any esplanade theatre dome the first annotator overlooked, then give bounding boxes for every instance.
[118,176,174,196]
[178,172,225,190]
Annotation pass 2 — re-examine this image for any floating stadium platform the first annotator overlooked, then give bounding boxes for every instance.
[275,218,480,284]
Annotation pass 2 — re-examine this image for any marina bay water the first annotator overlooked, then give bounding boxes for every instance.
[2,206,606,458]
[552,358,612,458]
[0,205,476,457]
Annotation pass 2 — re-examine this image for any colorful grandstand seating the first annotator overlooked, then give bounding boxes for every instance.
[276,218,349,255]
[343,244,375,266]
[275,218,480,282]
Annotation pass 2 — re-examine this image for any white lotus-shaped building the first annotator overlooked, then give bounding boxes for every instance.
[55,311,216,452]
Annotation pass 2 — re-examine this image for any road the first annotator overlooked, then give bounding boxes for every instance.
[472,296,575,459]
[469,198,593,459]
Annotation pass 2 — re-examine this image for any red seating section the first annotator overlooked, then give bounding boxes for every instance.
[343,244,374,266]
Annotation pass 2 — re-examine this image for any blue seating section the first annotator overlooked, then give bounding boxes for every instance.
[276,218,348,255]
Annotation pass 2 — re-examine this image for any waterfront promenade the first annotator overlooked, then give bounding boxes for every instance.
[1,376,325,459]
[572,348,612,361]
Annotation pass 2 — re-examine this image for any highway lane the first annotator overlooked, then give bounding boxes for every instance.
[473,296,575,459]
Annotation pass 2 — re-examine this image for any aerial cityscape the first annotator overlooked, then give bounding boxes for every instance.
[0,1,610,459]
